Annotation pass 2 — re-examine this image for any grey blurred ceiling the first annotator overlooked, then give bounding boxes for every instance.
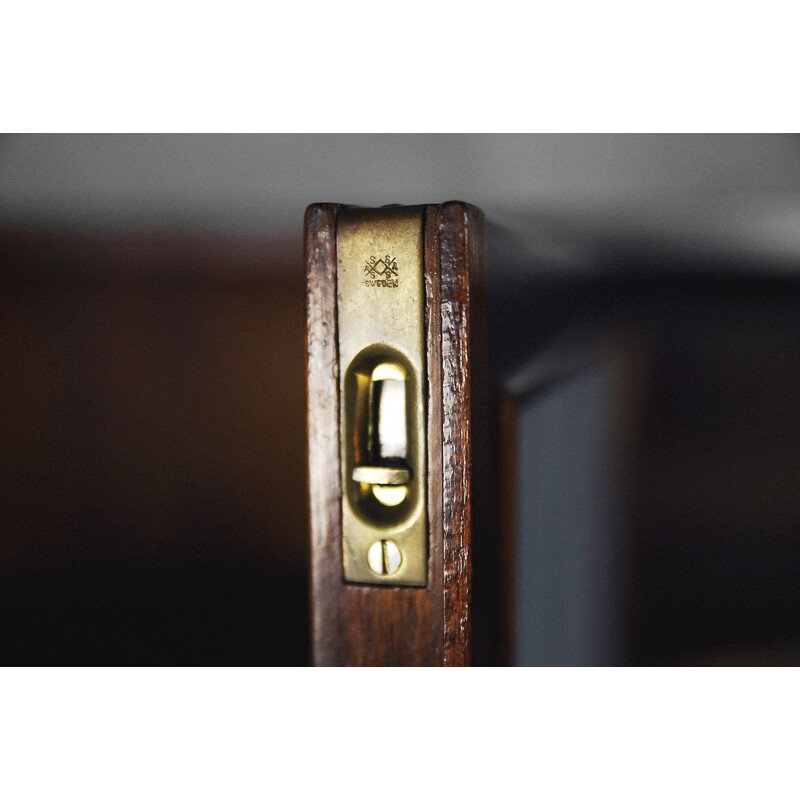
[2,133,800,276]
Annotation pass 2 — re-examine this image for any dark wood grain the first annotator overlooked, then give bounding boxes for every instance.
[439,201,486,666]
[306,202,485,666]
[423,204,445,665]
[305,204,345,665]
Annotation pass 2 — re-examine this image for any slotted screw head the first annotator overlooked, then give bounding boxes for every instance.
[367,540,402,576]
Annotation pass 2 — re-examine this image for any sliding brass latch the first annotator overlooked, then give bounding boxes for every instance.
[337,206,428,586]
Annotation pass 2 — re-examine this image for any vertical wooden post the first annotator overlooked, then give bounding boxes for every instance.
[306,202,485,666]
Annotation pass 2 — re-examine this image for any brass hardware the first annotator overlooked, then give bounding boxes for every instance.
[352,466,411,486]
[367,540,403,576]
[337,206,427,586]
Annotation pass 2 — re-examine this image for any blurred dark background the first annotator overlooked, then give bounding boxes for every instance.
[2,134,800,665]
[0,231,308,663]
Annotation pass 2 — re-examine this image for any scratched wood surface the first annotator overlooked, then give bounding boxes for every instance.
[306,201,486,666]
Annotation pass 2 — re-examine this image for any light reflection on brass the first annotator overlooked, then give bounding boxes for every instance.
[352,465,411,485]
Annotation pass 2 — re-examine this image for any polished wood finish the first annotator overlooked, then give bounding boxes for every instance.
[306,202,485,666]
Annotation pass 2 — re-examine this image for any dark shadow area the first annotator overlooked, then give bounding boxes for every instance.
[500,271,800,665]
[0,563,308,665]
[0,231,310,664]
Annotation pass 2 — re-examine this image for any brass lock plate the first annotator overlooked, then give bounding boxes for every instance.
[337,206,427,586]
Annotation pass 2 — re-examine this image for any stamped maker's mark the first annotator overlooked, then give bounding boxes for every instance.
[364,255,399,288]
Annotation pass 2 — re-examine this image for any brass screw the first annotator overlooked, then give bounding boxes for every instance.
[367,540,402,576]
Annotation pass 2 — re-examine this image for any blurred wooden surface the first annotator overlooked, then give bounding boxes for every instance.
[0,231,309,664]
